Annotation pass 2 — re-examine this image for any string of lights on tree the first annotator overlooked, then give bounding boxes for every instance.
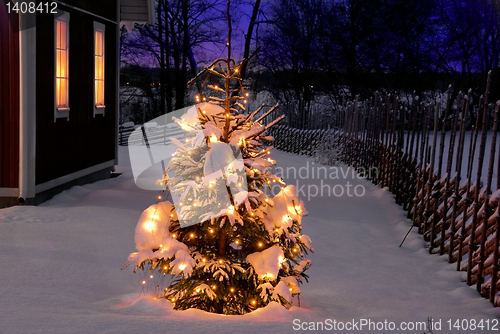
[124,0,313,315]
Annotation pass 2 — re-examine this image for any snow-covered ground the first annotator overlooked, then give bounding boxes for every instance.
[0,147,499,333]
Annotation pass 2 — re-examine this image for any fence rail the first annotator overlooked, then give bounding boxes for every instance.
[119,122,187,146]
[268,74,500,306]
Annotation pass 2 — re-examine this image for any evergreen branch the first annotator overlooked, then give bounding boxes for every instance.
[255,103,279,123]
[186,58,225,87]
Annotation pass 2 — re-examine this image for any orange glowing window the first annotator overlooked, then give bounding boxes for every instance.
[94,22,105,116]
[56,17,69,109]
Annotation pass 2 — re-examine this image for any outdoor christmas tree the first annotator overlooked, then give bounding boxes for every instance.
[125,4,313,315]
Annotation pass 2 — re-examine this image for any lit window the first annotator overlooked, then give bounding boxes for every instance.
[54,12,70,121]
[94,22,105,117]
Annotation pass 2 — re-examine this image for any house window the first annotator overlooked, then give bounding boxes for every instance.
[54,12,70,121]
[94,22,105,117]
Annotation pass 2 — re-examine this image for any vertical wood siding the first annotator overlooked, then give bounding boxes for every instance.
[35,6,117,185]
[0,6,20,188]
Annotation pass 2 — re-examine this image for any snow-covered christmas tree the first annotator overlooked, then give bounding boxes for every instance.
[125,8,313,315]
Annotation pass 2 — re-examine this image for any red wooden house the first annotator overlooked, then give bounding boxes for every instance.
[0,0,153,207]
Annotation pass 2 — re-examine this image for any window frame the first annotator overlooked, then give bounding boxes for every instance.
[54,11,70,122]
[93,21,105,117]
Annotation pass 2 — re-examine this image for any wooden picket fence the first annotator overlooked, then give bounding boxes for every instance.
[118,122,187,146]
[268,74,500,306]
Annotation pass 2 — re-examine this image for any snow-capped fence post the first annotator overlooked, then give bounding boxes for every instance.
[422,100,440,239]
[381,94,391,188]
[397,104,407,205]
[374,99,383,183]
[491,108,500,304]
[491,192,500,304]
[398,104,410,208]
[404,95,418,212]
[477,101,499,293]
[410,103,428,227]
[351,97,359,167]
[367,100,378,182]
[466,82,491,285]
[438,102,459,255]
[389,95,398,194]
[448,91,470,264]
[407,103,421,216]
[430,91,451,252]
[456,95,483,271]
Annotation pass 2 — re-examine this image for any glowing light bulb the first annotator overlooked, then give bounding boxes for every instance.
[150,275,153,279]
[202,258,206,262]
[235,240,239,245]
[158,195,162,200]
[264,198,268,202]
[190,233,195,238]
[185,138,190,143]
[228,205,235,213]
[212,285,216,289]
[250,212,254,216]
[194,203,197,207]
[245,93,249,97]
[170,214,173,217]
[142,280,146,285]
[230,288,234,292]
[258,242,263,247]
[144,222,155,231]
[226,113,230,117]
[171,298,176,302]
[159,244,163,248]
[209,229,214,233]
[252,300,256,305]
[244,100,247,104]
[172,234,176,238]
[179,263,187,271]
[219,260,223,264]
[238,183,242,187]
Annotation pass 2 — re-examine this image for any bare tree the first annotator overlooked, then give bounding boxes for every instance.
[258,0,329,128]
[121,0,225,117]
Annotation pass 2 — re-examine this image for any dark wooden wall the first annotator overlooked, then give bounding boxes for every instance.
[35,4,117,185]
[0,5,20,188]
